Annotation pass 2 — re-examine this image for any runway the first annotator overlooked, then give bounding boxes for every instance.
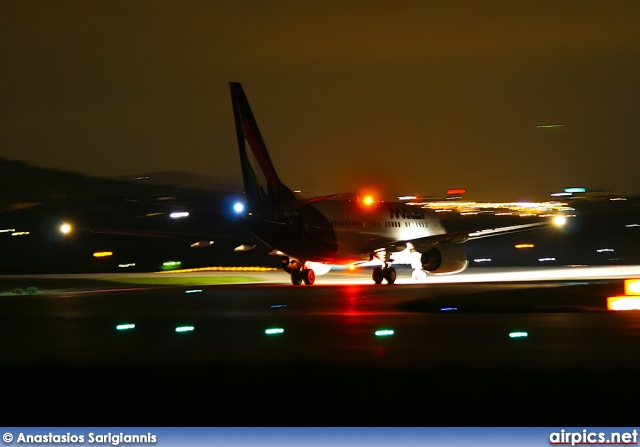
[2,265,640,426]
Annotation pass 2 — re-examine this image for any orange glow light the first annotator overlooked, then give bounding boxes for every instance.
[624,279,640,295]
[348,265,356,271]
[607,296,640,311]
[93,251,113,258]
[363,196,374,206]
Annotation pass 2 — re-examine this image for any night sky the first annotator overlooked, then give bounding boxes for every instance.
[3,1,640,201]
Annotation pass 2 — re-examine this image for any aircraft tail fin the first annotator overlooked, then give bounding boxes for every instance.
[230,82,297,211]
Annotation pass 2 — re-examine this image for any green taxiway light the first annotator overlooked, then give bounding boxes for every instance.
[265,328,284,335]
[375,329,395,337]
[509,331,528,338]
[175,326,194,333]
[116,324,135,331]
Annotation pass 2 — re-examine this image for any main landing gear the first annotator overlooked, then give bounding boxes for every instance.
[281,256,315,286]
[290,267,315,286]
[372,265,396,285]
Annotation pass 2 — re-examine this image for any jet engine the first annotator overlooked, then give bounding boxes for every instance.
[420,243,469,275]
[306,262,332,276]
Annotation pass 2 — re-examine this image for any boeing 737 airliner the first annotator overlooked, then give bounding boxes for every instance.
[230,82,550,285]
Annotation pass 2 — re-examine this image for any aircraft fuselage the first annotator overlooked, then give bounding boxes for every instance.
[245,200,446,264]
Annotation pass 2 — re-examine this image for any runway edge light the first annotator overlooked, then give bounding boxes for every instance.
[508,331,528,338]
[375,329,395,337]
[607,296,640,311]
[624,279,640,295]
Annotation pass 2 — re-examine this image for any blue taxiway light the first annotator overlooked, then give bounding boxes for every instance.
[375,329,395,337]
[441,307,458,311]
[270,304,287,308]
[509,331,528,338]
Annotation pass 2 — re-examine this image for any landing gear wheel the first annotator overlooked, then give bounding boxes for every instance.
[372,267,384,284]
[302,268,315,285]
[383,267,396,284]
[291,269,303,286]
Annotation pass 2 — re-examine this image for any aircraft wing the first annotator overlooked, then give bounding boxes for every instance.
[367,221,549,254]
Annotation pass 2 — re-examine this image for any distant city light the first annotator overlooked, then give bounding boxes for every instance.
[191,240,214,248]
[169,212,189,219]
[538,258,556,262]
[60,223,72,234]
[550,192,572,197]
[175,326,194,333]
[474,258,492,263]
[553,216,568,227]
[515,244,535,249]
[564,187,586,193]
[596,248,614,253]
[184,289,203,294]
[118,263,136,268]
[11,231,30,236]
[233,244,256,252]
[116,324,135,331]
[536,124,564,128]
[265,328,284,335]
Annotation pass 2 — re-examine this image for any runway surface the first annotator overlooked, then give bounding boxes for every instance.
[2,266,640,426]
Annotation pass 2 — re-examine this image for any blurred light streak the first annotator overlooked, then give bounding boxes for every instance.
[155,266,278,274]
[624,279,640,295]
[93,251,113,257]
[607,296,640,311]
[509,331,528,338]
[374,329,395,337]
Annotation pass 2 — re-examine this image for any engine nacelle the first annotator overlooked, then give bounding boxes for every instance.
[420,243,469,275]
[306,262,332,276]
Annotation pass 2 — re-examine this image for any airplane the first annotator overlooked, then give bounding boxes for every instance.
[229,82,556,286]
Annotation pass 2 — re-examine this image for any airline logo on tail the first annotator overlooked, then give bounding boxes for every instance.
[230,82,296,210]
